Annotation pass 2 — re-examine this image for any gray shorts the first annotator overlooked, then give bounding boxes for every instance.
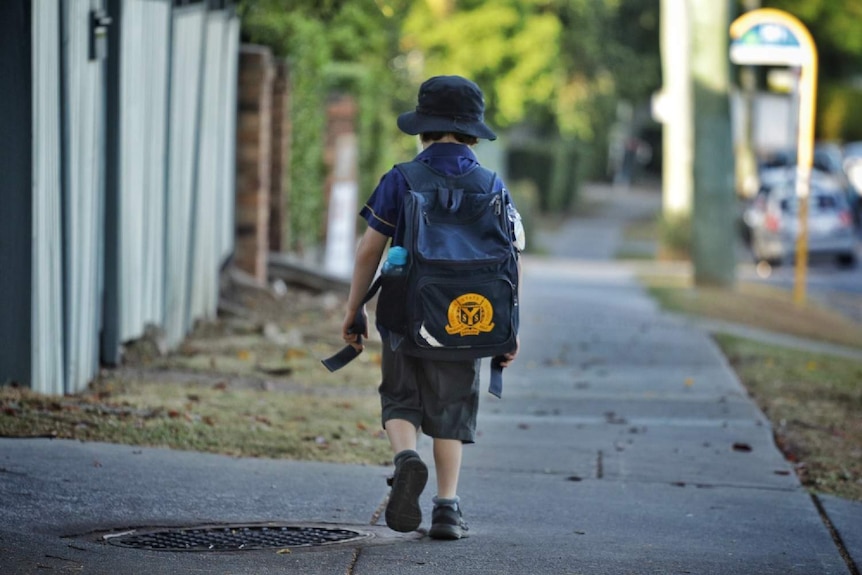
[379,338,481,443]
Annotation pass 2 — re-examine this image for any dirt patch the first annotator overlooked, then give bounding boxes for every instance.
[0,269,392,466]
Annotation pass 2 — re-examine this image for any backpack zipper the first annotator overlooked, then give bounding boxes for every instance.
[421,193,502,226]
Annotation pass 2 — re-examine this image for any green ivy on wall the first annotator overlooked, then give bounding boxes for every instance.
[284,18,327,253]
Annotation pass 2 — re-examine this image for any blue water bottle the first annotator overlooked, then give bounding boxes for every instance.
[382,246,408,276]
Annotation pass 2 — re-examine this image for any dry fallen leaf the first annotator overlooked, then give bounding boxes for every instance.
[284,349,307,360]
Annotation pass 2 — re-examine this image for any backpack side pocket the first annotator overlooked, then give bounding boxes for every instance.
[376,273,409,334]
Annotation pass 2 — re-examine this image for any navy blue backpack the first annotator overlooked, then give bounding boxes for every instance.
[375,160,520,396]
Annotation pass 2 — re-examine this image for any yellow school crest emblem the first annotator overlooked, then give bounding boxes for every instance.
[445,293,495,336]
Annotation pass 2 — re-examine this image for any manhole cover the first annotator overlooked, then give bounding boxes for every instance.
[105,524,371,551]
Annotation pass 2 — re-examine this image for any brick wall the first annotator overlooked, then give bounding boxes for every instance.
[235,45,273,282]
[235,53,359,273]
[269,60,290,253]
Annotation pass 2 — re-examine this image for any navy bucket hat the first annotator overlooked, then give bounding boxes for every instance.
[397,75,497,141]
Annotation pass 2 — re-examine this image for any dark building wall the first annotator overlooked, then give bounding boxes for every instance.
[0,1,33,385]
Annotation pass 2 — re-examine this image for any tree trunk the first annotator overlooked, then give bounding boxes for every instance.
[690,0,736,286]
[659,0,693,217]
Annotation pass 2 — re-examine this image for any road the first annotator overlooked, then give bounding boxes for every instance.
[536,181,862,323]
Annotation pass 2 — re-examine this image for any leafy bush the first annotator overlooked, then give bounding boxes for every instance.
[507,137,580,213]
[819,83,862,142]
[507,180,539,254]
[658,212,691,260]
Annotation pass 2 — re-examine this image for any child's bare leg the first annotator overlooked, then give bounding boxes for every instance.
[432,438,462,499]
[385,418,418,454]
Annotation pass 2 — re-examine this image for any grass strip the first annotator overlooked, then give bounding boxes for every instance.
[714,334,862,501]
[0,375,391,466]
[642,273,862,350]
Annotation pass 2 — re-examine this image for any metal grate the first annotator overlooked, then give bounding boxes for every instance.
[106,524,370,551]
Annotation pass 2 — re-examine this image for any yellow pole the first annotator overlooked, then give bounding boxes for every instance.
[730,8,818,306]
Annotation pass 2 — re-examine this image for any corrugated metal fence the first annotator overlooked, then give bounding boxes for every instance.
[0,0,239,395]
[30,1,66,394]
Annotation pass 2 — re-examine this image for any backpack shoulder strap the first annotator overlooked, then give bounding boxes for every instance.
[395,161,444,191]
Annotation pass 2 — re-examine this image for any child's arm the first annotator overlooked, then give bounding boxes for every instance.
[342,227,389,350]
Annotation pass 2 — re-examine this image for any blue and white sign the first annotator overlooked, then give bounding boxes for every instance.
[730,22,806,66]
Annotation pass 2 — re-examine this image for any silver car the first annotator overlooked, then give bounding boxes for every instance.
[742,166,797,242]
[750,177,857,267]
[844,141,862,197]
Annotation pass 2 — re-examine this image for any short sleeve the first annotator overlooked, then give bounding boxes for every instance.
[359,168,407,238]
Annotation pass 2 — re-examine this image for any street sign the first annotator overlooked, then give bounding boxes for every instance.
[730,22,806,66]
[730,8,818,306]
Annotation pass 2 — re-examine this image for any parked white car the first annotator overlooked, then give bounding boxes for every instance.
[844,141,862,197]
[741,166,791,245]
[750,176,857,267]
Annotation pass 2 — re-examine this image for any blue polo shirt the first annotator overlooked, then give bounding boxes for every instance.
[359,143,507,241]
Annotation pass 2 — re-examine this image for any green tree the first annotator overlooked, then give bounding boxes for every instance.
[401,0,660,210]
[691,0,735,287]
[402,0,660,141]
[401,1,562,130]
[239,0,408,251]
[761,0,862,79]
[239,0,663,227]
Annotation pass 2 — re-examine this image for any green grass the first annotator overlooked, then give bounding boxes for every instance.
[0,370,391,465]
[642,273,862,350]
[715,334,862,501]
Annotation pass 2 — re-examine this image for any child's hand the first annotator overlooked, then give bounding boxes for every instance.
[342,308,368,351]
[497,337,519,368]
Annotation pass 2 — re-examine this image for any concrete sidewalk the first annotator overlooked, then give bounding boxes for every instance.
[1,255,859,574]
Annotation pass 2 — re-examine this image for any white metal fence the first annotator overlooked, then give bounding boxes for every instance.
[0,0,240,395]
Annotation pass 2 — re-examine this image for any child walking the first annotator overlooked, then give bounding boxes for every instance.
[341,75,523,540]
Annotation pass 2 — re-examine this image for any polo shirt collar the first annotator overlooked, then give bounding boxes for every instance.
[416,142,478,162]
